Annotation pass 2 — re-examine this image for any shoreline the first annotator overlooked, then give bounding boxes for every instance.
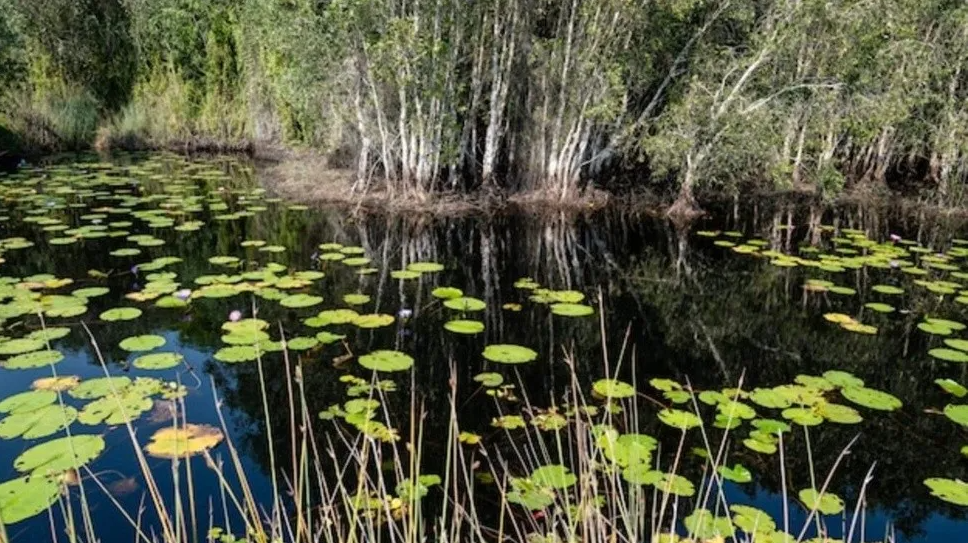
[10,142,968,220]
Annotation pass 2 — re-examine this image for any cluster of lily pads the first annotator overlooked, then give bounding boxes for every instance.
[699,226,968,510]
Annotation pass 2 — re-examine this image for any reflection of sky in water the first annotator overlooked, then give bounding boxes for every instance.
[1,155,968,542]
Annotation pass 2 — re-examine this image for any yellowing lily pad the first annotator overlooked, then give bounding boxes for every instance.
[144,424,224,458]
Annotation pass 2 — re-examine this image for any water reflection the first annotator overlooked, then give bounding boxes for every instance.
[1,155,967,542]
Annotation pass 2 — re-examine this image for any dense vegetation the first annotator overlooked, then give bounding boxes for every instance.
[3,0,968,209]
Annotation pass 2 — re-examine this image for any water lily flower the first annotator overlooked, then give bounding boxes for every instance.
[890,233,902,242]
[398,308,413,319]
[174,289,192,301]
[229,310,242,322]
[889,260,899,268]
[130,265,139,276]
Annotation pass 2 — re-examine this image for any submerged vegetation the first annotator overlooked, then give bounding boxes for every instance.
[3,1,968,208]
[0,154,966,541]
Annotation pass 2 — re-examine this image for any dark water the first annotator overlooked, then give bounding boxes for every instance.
[0,153,966,542]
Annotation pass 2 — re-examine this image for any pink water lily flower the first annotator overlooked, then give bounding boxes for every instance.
[229,310,242,322]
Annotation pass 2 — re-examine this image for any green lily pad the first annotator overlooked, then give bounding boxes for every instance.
[314,309,359,326]
[482,344,537,364]
[315,331,346,344]
[621,465,663,485]
[78,390,153,426]
[717,464,752,483]
[657,409,701,430]
[550,303,594,317]
[782,407,823,426]
[444,320,485,334]
[4,350,64,369]
[390,270,421,280]
[0,404,77,439]
[27,328,71,342]
[930,348,968,362]
[343,293,370,306]
[864,302,894,313]
[944,404,968,426]
[592,379,635,399]
[473,372,503,387]
[817,403,863,424]
[683,509,735,539]
[872,285,904,295]
[119,334,166,352]
[925,478,968,506]
[0,338,45,356]
[100,307,142,321]
[353,314,395,328]
[444,297,486,312]
[214,345,260,363]
[937,379,968,397]
[280,294,323,309]
[431,287,463,300]
[655,473,694,497]
[407,262,444,273]
[822,370,864,389]
[0,475,61,524]
[840,386,902,411]
[730,505,776,533]
[530,464,576,489]
[285,336,319,351]
[0,391,56,414]
[358,350,414,372]
[72,287,110,299]
[133,352,184,370]
[14,434,105,476]
[798,488,844,515]
[69,377,132,400]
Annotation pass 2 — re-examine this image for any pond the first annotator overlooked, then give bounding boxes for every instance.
[0,152,965,543]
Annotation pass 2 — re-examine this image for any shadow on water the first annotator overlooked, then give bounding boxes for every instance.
[0,154,967,542]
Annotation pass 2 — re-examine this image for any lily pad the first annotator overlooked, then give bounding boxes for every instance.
[0,404,77,439]
[32,376,80,392]
[444,297,486,312]
[77,390,153,426]
[657,408,701,430]
[717,464,752,484]
[482,344,537,364]
[431,287,463,300]
[937,379,968,397]
[0,475,61,524]
[4,350,64,369]
[343,293,371,306]
[840,386,902,411]
[358,350,414,372]
[550,303,595,317]
[145,424,224,458]
[353,314,395,328]
[592,379,635,399]
[0,391,56,414]
[798,488,845,515]
[214,345,260,363]
[280,294,323,309]
[100,307,142,322]
[944,404,968,426]
[444,320,485,334]
[930,348,968,362]
[925,478,968,506]
[407,262,444,273]
[69,377,132,400]
[133,352,184,370]
[14,434,105,476]
[530,464,576,489]
[119,334,166,352]
[0,338,45,356]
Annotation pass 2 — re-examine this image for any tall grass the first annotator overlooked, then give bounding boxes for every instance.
[43,305,891,543]
[1,86,99,152]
